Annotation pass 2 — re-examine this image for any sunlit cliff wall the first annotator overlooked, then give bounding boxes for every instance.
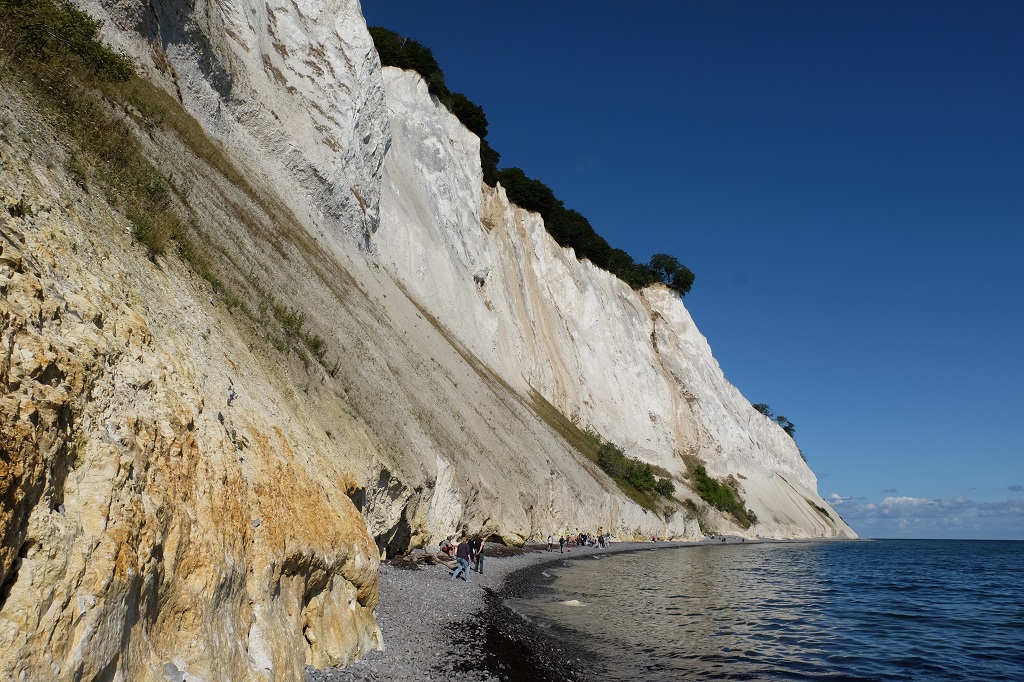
[0,0,852,679]
[374,66,851,539]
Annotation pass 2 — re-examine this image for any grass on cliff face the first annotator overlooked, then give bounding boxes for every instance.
[0,0,183,256]
[806,498,833,521]
[683,456,758,529]
[528,390,670,514]
[1,0,336,373]
[682,497,713,535]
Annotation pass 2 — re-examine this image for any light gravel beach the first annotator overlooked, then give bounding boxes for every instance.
[306,539,708,681]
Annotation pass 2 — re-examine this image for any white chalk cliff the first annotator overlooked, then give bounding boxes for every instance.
[0,0,853,680]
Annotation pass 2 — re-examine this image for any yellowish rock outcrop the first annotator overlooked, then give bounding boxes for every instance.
[0,87,378,681]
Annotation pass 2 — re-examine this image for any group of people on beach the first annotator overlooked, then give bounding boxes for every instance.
[438,528,614,582]
[439,535,484,582]
[547,530,610,553]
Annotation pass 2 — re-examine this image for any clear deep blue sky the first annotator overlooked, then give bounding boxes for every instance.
[361,1,1024,539]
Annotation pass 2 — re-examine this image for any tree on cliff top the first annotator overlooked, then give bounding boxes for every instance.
[367,27,445,94]
[368,25,696,297]
[649,253,695,296]
[753,403,796,439]
[368,26,489,139]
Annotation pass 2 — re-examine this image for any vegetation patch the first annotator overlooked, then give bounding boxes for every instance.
[594,438,676,499]
[0,0,182,256]
[752,403,796,439]
[687,461,758,529]
[4,196,32,218]
[682,497,712,535]
[1,0,340,375]
[270,302,327,364]
[806,498,833,521]
[753,403,806,461]
[367,27,489,140]
[526,392,674,513]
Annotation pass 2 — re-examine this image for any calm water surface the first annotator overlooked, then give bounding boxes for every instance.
[511,540,1024,680]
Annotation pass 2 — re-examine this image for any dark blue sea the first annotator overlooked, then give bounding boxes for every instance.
[509,540,1024,681]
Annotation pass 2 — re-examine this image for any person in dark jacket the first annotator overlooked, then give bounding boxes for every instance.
[452,537,472,582]
[471,536,484,574]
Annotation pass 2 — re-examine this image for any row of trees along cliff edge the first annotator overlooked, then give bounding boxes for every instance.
[752,403,807,462]
[369,27,695,296]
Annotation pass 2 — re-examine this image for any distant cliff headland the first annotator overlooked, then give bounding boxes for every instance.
[0,1,852,679]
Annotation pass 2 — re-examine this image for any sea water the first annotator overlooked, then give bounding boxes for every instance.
[511,540,1024,681]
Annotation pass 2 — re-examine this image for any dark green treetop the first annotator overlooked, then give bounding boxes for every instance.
[369,26,695,297]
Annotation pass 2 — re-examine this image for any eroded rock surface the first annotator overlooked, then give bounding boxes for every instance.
[1,0,852,679]
[1,90,378,681]
[374,67,853,539]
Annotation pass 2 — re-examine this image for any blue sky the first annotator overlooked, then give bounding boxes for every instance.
[361,1,1024,539]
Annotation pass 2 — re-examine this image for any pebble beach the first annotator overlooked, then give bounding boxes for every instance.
[306,540,698,681]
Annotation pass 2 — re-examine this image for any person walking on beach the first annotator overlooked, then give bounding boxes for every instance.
[559,535,566,553]
[547,534,554,551]
[452,536,472,582]
[472,536,485,574]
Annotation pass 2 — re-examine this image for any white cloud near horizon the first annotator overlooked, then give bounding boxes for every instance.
[827,493,1024,539]
[977,499,1024,517]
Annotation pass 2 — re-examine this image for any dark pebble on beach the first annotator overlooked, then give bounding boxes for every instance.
[446,562,595,682]
[308,542,669,681]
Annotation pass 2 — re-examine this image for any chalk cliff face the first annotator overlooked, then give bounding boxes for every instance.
[0,0,852,679]
[373,67,848,537]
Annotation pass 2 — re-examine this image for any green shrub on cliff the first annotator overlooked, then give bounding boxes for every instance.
[368,27,489,139]
[654,478,676,497]
[753,403,797,440]
[480,139,502,186]
[367,27,447,95]
[649,254,696,296]
[690,464,757,529]
[0,0,133,82]
[595,438,675,499]
[0,0,185,255]
[441,91,488,139]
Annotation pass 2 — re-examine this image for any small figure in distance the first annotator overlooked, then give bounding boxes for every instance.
[439,535,454,558]
[548,534,554,552]
[559,535,566,554]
